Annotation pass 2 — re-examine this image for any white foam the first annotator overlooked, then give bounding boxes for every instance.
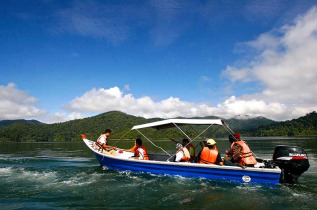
[0,167,13,174]
[58,172,101,187]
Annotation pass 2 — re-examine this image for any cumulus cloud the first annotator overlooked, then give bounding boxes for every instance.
[200,76,211,82]
[64,86,215,118]
[45,112,87,124]
[63,84,303,121]
[0,83,46,120]
[221,7,317,120]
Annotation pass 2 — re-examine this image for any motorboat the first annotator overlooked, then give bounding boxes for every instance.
[82,119,310,184]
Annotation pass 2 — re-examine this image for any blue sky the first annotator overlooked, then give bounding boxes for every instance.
[1,0,317,123]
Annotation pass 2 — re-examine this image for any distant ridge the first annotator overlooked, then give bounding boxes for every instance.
[0,119,42,129]
[0,111,315,142]
[252,111,317,136]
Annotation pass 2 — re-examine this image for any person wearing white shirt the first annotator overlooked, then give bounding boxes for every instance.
[96,129,116,150]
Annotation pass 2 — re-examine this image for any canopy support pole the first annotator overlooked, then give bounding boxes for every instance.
[112,129,132,146]
[135,129,172,157]
[167,123,214,162]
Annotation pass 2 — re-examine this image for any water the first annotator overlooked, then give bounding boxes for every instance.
[0,137,316,209]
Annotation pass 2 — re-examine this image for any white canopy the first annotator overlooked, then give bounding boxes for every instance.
[131,118,224,130]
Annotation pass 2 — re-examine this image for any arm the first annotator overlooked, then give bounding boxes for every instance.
[216,153,223,166]
[138,148,144,160]
[102,144,117,150]
[175,150,184,162]
[232,145,242,161]
[170,138,178,144]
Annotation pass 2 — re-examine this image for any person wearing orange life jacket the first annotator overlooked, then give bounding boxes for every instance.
[130,138,149,160]
[226,133,257,167]
[198,139,223,165]
[175,143,191,162]
[182,138,195,161]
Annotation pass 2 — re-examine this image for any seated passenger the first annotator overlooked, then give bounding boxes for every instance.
[182,138,195,162]
[122,140,138,152]
[96,129,116,151]
[175,143,191,162]
[226,133,257,168]
[130,138,149,160]
[198,139,223,165]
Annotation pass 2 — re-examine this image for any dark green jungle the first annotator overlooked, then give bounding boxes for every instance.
[0,111,316,142]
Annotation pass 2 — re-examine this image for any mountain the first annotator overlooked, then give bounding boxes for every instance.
[0,111,315,142]
[0,111,151,142]
[251,111,317,136]
[0,119,42,130]
[226,116,275,133]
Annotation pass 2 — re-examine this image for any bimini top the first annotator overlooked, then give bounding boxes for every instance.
[131,118,224,130]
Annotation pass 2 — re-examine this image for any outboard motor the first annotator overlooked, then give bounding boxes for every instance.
[273,145,310,183]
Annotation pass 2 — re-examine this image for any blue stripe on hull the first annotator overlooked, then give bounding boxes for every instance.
[93,152,280,184]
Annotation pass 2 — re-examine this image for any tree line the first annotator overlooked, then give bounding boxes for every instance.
[0,111,315,142]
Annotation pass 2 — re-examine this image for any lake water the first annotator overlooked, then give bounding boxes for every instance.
[0,137,316,209]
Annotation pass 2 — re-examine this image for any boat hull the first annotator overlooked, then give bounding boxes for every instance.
[84,139,281,184]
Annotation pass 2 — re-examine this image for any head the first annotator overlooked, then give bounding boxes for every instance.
[105,129,111,137]
[228,134,239,144]
[203,140,207,146]
[135,138,142,146]
[176,143,183,150]
[206,138,216,149]
[234,133,241,140]
[182,138,189,146]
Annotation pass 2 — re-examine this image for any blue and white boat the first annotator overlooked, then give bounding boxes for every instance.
[82,119,309,184]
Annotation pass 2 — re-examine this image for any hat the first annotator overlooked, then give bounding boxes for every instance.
[234,133,240,140]
[207,139,216,145]
[176,143,183,149]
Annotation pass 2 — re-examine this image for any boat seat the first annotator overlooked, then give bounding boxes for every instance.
[148,154,173,161]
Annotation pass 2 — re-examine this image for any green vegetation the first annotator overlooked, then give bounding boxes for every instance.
[0,119,41,129]
[251,111,317,136]
[0,111,316,142]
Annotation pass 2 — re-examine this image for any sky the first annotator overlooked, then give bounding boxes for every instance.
[1,0,317,123]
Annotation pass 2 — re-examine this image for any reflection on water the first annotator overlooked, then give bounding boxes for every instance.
[0,137,316,209]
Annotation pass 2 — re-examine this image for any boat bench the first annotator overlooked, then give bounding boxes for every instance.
[148,154,174,162]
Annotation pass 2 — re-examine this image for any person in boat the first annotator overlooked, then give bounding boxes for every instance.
[130,138,149,160]
[198,139,223,165]
[225,133,257,168]
[174,143,191,162]
[182,138,196,162]
[199,139,208,149]
[96,129,116,151]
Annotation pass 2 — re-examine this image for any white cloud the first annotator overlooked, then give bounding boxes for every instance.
[55,1,134,44]
[45,112,87,124]
[54,6,317,122]
[64,86,302,121]
[200,76,211,82]
[0,83,46,120]
[64,86,214,118]
[124,84,131,92]
[221,7,317,119]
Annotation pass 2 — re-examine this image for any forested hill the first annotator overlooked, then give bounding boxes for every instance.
[0,111,315,142]
[0,119,42,129]
[251,111,317,136]
[0,111,150,142]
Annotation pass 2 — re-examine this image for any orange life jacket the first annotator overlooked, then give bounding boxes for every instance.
[232,141,257,165]
[178,147,191,162]
[199,146,219,164]
[186,143,196,160]
[135,146,149,160]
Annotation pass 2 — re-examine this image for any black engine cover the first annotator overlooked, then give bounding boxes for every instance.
[273,145,310,183]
